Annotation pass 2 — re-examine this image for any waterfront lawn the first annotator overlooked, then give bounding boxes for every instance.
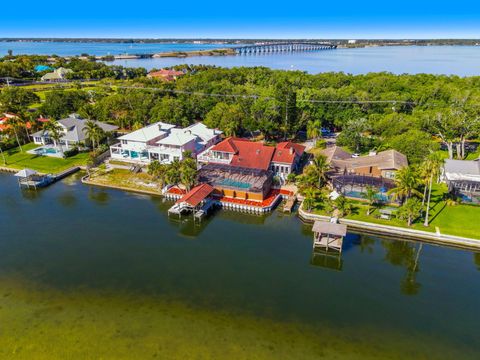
[87,168,161,194]
[1,143,89,173]
[313,184,480,239]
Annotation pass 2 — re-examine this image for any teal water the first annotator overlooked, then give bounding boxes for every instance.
[0,172,479,358]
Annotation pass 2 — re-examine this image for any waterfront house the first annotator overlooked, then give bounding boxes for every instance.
[31,114,118,150]
[197,137,305,202]
[40,67,73,82]
[147,69,185,82]
[109,122,222,164]
[321,146,408,202]
[271,141,306,180]
[443,158,480,204]
[321,146,408,178]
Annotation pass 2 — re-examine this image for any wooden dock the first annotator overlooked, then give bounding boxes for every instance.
[283,194,297,212]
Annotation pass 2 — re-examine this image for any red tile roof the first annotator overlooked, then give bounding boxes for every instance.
[272,142,306,164]
[148,69,185,79]
[176,183,214,207]
[210,137,275,171]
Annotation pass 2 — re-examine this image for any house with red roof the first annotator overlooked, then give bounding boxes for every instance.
[147,69,185,82]
[197,137,305,202]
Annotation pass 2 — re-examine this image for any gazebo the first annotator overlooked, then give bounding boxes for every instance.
[14,168,50,189]
[312,221,347,253]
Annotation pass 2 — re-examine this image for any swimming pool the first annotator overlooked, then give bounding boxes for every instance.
[217,178,251,189]
[35,147,59,155]
[345,190,390,203]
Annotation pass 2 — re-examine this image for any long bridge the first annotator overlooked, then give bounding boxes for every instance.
[234,42,337,55]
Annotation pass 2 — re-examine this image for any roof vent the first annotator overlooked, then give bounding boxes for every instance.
[256,149,260,155]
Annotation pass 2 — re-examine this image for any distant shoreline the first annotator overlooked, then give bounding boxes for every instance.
[1,38,480,47]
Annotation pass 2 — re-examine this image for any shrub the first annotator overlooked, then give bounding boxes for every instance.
[63,147,79,158]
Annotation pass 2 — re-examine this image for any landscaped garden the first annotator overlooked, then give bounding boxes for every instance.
[310,184,480,239]
[0,143,89,173]
[86,168,162,194]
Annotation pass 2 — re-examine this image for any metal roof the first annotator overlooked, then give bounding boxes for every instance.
[312,221,347,237]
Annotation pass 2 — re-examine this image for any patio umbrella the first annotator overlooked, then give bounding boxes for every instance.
[14,168,37,178]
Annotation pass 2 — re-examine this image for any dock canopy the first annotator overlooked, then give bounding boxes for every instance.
[176,183,215,208]
[14,168,37,178]
[312,221,347,237]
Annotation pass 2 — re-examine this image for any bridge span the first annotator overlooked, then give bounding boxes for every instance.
[234,42,337,55]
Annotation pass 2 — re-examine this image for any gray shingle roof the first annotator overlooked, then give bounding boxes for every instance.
[31,115,118,143]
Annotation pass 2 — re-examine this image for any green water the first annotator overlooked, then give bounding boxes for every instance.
[0,173,479,359]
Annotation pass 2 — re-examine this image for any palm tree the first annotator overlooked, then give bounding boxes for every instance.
[44,121,64,154]
[148,160,168,189]
[180,158,197,191]
[335,195,353,217]
[6,116,24,152]
[397,197,422,227]
[306,119,321,142]
[302,187,319,212]
[388,166,422,203]
[363,186,377,216]
[421,152,444,226]
[310,154,330,188]
[85,121,103,150]
[165,159,181,186]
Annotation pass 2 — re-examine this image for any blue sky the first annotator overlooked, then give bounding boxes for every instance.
[2,0,480,38]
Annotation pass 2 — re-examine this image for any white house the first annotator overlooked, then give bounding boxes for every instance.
[443,158,480,203]
[109,122,222,164]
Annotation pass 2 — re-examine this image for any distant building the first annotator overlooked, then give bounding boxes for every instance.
[109,122,222,164]
[443,158,480,204]
[348,40,357,44]
[147,69,185,82]
[40,67,73,82]
[31,114,118,149]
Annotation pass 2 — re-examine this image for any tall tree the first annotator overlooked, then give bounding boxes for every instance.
[44,121,64,154]
[388,166,422,203]
[421,152,444,226]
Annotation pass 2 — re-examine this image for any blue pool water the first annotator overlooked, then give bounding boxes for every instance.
[345,190,390,203]
[35,147,58,155]
[217,178,251,189]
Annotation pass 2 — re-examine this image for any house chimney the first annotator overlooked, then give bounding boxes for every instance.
[290,147,294,155]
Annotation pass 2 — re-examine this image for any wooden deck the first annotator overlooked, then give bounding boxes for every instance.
[283,195,297,212]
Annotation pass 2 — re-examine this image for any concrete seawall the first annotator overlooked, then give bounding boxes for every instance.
[298,206,480,251]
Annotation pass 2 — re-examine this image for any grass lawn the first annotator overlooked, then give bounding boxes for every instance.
[87,168,161,194]
[1,143,89,173]
[313,183,480,239]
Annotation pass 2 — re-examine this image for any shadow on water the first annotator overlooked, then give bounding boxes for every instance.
[57,191,77,208]
[87,187,110,205]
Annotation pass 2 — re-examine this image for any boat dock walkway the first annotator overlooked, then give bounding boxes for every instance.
[283,194,297,212]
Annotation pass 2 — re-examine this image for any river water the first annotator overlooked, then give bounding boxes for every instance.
[1,41,480,75]
[0,172,479,359]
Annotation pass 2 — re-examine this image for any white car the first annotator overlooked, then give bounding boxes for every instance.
[352,153,360,158]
